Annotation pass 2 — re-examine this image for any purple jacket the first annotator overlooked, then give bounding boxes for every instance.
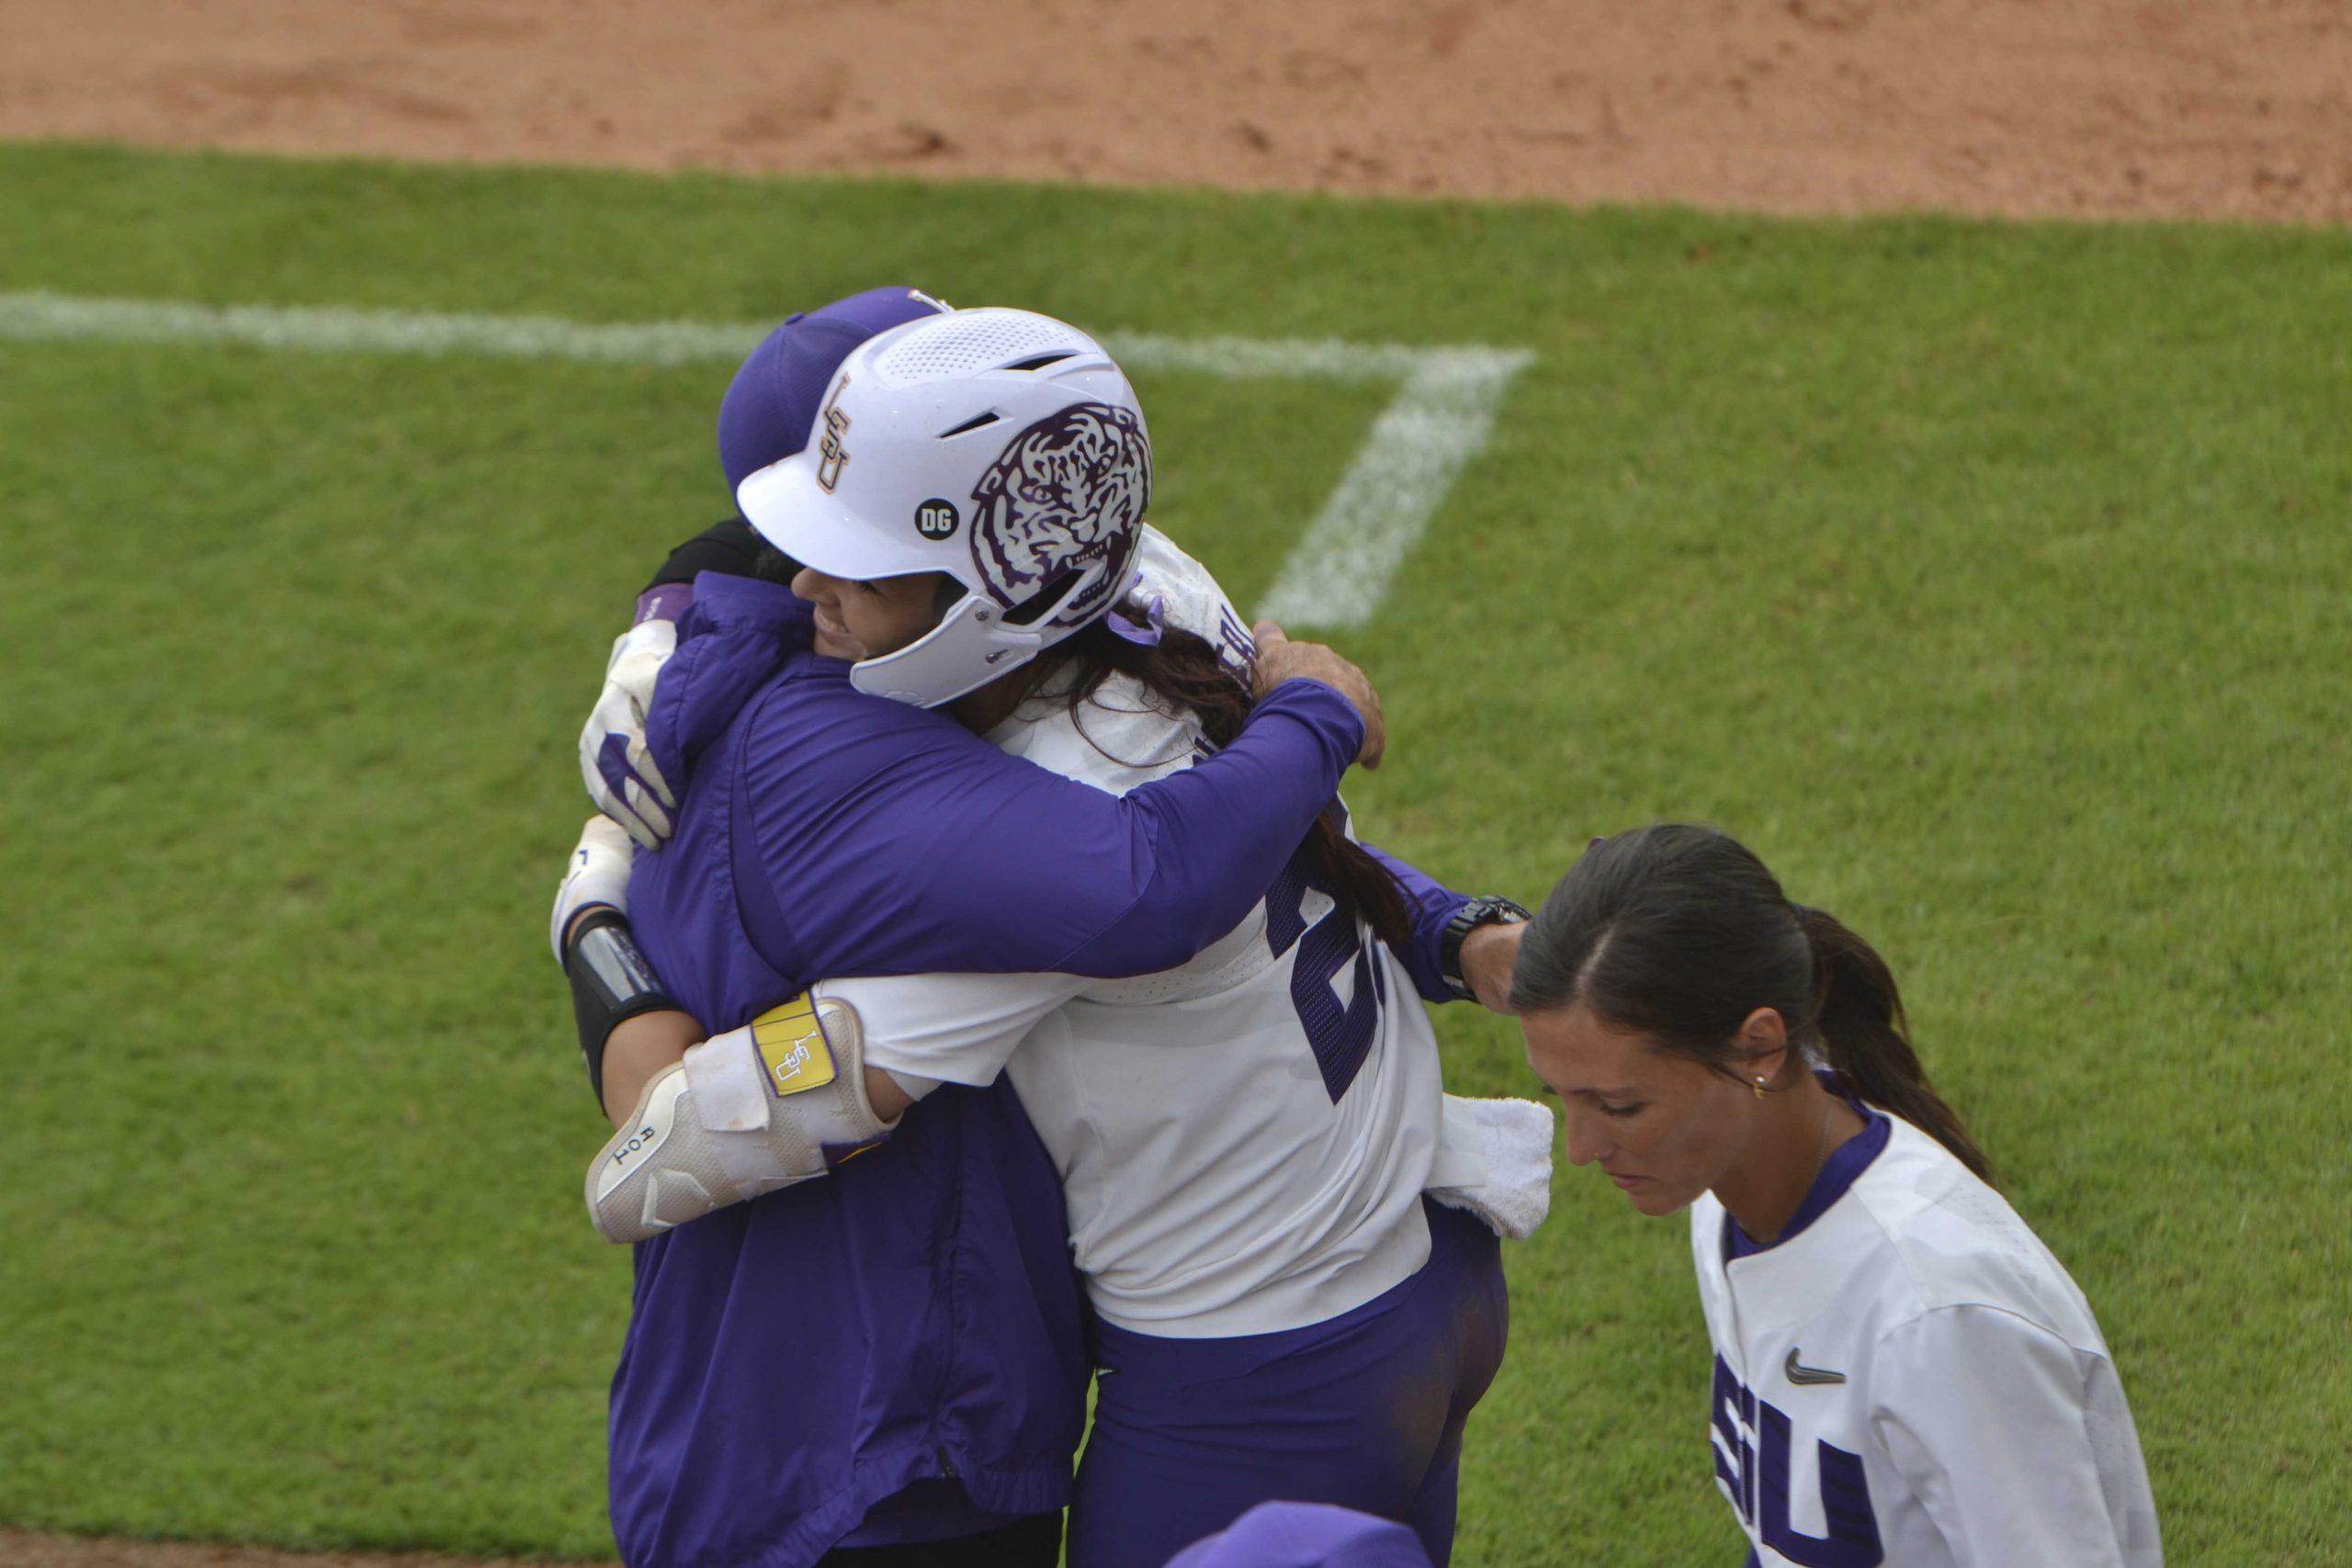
[608,574,1388,1568]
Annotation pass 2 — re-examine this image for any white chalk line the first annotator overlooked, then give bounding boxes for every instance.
[1255,349,1533,627]
[0,289,1532,626]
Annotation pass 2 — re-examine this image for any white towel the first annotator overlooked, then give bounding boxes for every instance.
[1425,1093,1557,1241]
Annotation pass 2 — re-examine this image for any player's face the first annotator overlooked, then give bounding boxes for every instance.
[792,566,948,661]
[1521,1004,1758,1218]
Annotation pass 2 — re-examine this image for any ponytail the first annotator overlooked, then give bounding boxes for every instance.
[1796,906,1994,1182]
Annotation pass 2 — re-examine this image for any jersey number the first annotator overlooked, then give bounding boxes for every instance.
[1265,850,1386,1102]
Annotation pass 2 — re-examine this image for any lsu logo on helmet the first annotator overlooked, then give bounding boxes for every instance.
[969,402,1151,628]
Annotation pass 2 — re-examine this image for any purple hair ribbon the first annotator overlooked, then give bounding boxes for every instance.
[1106,592,1166,648]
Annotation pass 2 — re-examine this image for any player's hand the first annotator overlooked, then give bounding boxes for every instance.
[551,815,636,964]
[581,618,680,849]
[1250,619,1386,770]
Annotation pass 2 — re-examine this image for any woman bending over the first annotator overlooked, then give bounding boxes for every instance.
[1511,824,2161,1568]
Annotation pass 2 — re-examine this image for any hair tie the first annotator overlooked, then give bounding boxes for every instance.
[1106,592,1166,648]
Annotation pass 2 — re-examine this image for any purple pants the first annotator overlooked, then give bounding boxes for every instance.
[1068,1201,1509,1568]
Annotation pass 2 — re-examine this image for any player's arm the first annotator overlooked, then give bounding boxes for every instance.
[551,818,907,1129]
[578,667,1375,1244]
[561,901,944,1247]
[744,667,1378,985]
[598,1010,706,1122]
[573,661,1370,1240]
[1870,1306,2148,1567]
[811,972,1082,1092]
[584,971,1083,1245]
[552,815,1079,1245]
[1357,843,1528,1011]
[565,901,925,1158]
[1055,674,1374,973]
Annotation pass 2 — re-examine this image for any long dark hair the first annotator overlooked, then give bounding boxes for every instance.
[752,544,1409,949]
[1508,823,1991,1180]
[1028,620,1412,951]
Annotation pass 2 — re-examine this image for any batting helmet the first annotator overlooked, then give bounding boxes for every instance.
[736,307,1153,708]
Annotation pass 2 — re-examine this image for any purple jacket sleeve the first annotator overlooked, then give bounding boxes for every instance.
[1053,679,1366,975]
[744,677,1369,984]
[1362,843,1475,1005]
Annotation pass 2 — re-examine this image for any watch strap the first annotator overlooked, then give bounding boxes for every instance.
[1440,895,1532,1001]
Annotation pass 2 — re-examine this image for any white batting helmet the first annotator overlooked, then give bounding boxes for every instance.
[737,307,1153,708]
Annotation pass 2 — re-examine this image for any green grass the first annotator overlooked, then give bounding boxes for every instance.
[4,141,2348,1563]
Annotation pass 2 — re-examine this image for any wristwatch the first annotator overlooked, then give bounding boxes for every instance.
[1439,895,1532,1001]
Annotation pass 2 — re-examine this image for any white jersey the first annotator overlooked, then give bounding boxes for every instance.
[817,671,1445,1337]
[1692,1107,2161,1567]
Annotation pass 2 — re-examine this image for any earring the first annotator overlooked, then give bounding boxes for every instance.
[1753,1077,1768,1099]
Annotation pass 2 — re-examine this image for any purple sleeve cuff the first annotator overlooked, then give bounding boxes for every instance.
[1252,677,1367,765]
[636,581,695,626]
[1362,843,1475,1004]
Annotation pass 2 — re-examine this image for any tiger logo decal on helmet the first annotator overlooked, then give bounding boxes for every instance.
[969,403,1152,627]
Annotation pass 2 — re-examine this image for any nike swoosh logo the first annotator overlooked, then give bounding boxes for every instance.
[1785,1348,1846,1386]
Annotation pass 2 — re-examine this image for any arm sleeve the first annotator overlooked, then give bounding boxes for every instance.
[1869,1307,2142,1568]
[630,517,770,623]
[753,677,1366,983]
[1361,842,1475,1005]
[816,971,1085,1089]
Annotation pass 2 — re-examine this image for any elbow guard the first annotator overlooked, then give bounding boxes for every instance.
[585,992,897,1244]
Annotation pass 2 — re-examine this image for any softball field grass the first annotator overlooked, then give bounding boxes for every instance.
[3,142,2346,1563]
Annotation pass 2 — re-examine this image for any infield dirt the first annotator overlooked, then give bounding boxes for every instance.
[3,0,2349,223]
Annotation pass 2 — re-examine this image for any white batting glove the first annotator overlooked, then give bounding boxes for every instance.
[580,618,680,849]
[551,816,637,964]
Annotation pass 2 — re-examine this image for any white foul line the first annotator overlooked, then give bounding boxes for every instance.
[1252,348,1532,628]
[0,290,769,366]
[0,289,1531,627]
